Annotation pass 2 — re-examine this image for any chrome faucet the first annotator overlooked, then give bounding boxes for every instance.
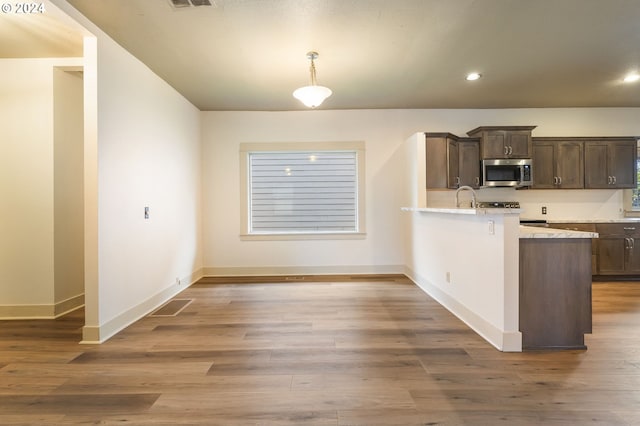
[455,185,477,208]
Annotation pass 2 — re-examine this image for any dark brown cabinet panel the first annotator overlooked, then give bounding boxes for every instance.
[467,126,536,159]
[584,140,636,189]
[532,139,584,189]
[425,133,453,189]
[546,223,597,272]
[509,131,533,158]
[425,133,480,189]
[627,238,640,274]
[519,238,592,350]
[547,222,640,277]
[557,142,585,188]
[595,223,640,275]
[531,142,555,188]
[598,238,626,274]
[458,139,481,188]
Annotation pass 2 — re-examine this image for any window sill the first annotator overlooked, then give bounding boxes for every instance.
[240,232,367,241]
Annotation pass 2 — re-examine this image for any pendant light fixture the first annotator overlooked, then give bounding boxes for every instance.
[293,51,332,108]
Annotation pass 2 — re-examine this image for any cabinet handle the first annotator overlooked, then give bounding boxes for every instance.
[553,176,557,184]
[558,176,562,185]
[613,176,617,184]
[631,238,635,249]
[504,146,508,156]
[608,176,612,184]
[456,176,460,186]
[625,238,631,249]
[508,146,513,155]
[624,227,636,231]
[475,176,480,186]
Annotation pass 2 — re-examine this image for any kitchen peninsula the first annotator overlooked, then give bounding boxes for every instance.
[401,132,598,352]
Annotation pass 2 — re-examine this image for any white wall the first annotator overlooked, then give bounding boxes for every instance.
[53,68,85,314]
[202,110,408,275]
[91,24,202,342]
[51,0,204,342]
[0,58,82,318]
[405,210,522,351]
[202,108,640,275]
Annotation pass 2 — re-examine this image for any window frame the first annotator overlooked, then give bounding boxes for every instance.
[239,141,366,240]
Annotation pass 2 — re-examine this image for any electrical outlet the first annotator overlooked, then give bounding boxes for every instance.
[446,272,451,283]
[144,206,150,219]
[176,277,181,286]
[488,220,495,235]
[542,206,547,215]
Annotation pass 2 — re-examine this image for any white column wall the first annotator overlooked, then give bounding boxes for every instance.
[0,58,82,318]
[51,0,204,342]
[0,59,56,308]
[89,24,202,341]
[53,68,85,313]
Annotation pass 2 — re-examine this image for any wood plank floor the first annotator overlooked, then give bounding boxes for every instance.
[1,277,639,425]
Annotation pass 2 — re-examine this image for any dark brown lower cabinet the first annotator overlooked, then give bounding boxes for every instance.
[519,238,592,350]
[595,223,640,276]
[597,237,626,274]
[546,222,640,278]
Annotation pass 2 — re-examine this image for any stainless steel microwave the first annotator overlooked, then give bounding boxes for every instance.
[482,158,532,188]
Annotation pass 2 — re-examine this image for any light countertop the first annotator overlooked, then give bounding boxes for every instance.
[544,218,640,223]
[519,225,598,239]
[401,207,522,215]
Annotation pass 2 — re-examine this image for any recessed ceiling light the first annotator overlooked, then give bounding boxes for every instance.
[466,72,482,81]
[623,73,640,83]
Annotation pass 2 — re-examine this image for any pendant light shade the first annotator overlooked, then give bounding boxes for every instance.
[293,51,332,108]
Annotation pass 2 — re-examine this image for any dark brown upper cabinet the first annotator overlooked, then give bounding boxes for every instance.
[467,126,536,159]
[425,133,480,189]
[584,139,636,189]
[531,138,584,189]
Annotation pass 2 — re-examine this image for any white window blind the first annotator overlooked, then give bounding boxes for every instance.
[248,151,358,234]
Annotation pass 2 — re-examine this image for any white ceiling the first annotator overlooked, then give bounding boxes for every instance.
[5,0,640,111]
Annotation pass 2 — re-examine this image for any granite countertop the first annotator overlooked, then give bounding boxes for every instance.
[402,207,522,215]
[545,218,640,223]
[519,225,598,239]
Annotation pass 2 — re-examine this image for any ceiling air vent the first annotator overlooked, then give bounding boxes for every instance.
[168,0,212,9]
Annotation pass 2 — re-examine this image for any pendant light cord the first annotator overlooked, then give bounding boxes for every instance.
[309,58,318,86]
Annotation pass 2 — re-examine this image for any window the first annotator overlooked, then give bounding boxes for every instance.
[633,153,640,209]
[624,140,640,215]
[240,142,365,239]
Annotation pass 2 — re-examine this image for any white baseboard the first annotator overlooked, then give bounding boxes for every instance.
[404,266,522,352]
[0,293,85,320]
[81,268,204,344]
[202,265,405,277]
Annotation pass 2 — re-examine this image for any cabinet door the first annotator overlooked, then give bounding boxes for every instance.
[584,143,610,188]
[608,141,636,188]
[507,131,532,158]
[425,136,449,189]
[532,142,555,188]
[483,132,507,158]
[598,237,626,274]
[556,141,584,188]
[458,141,480,188]
[447,139,459,188]
[626,238,640,273]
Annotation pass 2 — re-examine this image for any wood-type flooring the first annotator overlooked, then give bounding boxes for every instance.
[1,277,639,425]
